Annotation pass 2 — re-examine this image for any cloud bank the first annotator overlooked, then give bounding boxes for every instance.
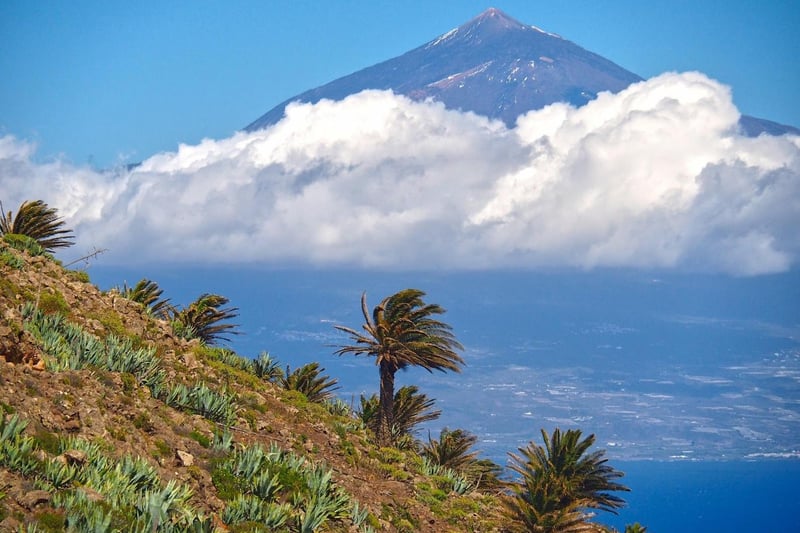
[2,72,798,275]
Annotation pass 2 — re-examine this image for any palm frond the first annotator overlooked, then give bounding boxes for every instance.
[504,428,630,531]
[170,293,240,345]
[0,199,75,252]
[358,385,440,438]
[118,278,173,318]
[280,362,339,403]
[421,427,479,471]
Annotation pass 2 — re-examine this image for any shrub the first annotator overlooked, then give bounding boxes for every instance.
[2,233,48,257]
[38,290,70,316]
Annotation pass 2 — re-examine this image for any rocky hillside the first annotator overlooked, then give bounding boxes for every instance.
[0,242,507,532]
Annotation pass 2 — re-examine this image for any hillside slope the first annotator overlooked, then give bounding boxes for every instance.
[0,243,507,532]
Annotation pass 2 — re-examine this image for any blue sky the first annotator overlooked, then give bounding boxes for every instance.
[1,0,798,167]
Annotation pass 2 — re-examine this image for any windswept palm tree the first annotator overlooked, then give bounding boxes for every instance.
[422,427,504,490]
[0,199,75,252]
[421,427,479,471]
[505,428,629,532]
[117,278,172,318]
[358,385,441,441]
[280,362,340,403]
[335,289,464,445]
[170,293,239,345]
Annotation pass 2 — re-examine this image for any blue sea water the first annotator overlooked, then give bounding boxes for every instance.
[605,460,800,533]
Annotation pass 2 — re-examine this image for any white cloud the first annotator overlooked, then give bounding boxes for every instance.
[1,73,798,275]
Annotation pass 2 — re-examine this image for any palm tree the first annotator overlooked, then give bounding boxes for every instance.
[358,385,441,441]
[505,428,629,532]
[117,278,172,318]
[170,293,239,345]
[280,362,340,403]
[0,199,75,252]
[421,427,479,471]
[335,289,464,445]
[421,427,503,490]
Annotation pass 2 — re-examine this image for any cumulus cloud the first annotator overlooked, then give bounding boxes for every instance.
[1,72,798,275]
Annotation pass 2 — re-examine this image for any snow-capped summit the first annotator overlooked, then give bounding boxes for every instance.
[245,8,797,136]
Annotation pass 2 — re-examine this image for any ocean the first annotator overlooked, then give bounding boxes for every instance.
[604,460,800,532]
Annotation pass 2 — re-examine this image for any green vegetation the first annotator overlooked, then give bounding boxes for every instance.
[169,293,240,345]
[210,441,357,531]
[115,278,172,318]
[335,289,464,445]
[37,289,70,316]
[0,247,25,269]
[358,385,440,447]
[505,428,630,531]
[3,232,50,258]
[280,362,340,403]
[0,199,75,252]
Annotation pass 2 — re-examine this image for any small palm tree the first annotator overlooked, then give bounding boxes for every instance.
[117,278,172,318]
[421,427,503,490]
[280,362,340,403]
[358,385,441,440]
[421,427,479,471]
[0,199,75,252]
[170,293,239,345]
[624,524,647,533]
[505,428,629,532]
[335,289,464,445]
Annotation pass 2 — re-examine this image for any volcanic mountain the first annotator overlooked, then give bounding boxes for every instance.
[245,8,797,136]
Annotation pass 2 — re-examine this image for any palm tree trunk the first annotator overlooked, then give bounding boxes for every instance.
[378,361,395,446]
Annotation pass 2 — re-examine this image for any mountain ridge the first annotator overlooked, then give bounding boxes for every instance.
[245,8,798,137]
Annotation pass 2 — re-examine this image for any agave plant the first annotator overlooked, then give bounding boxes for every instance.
[23,304,167,392]
[280,362,340,403]
[187,382,238,424]
[299,465,351,532]
[221,494,268,525]
[39,457,78,490]
[0,199,74,252]
[0,414,37,475]
[253,351,283,381]
[169,293,240,345]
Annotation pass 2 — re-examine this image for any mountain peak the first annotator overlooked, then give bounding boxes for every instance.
[425,7,534,48]
[471,7,527,29]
